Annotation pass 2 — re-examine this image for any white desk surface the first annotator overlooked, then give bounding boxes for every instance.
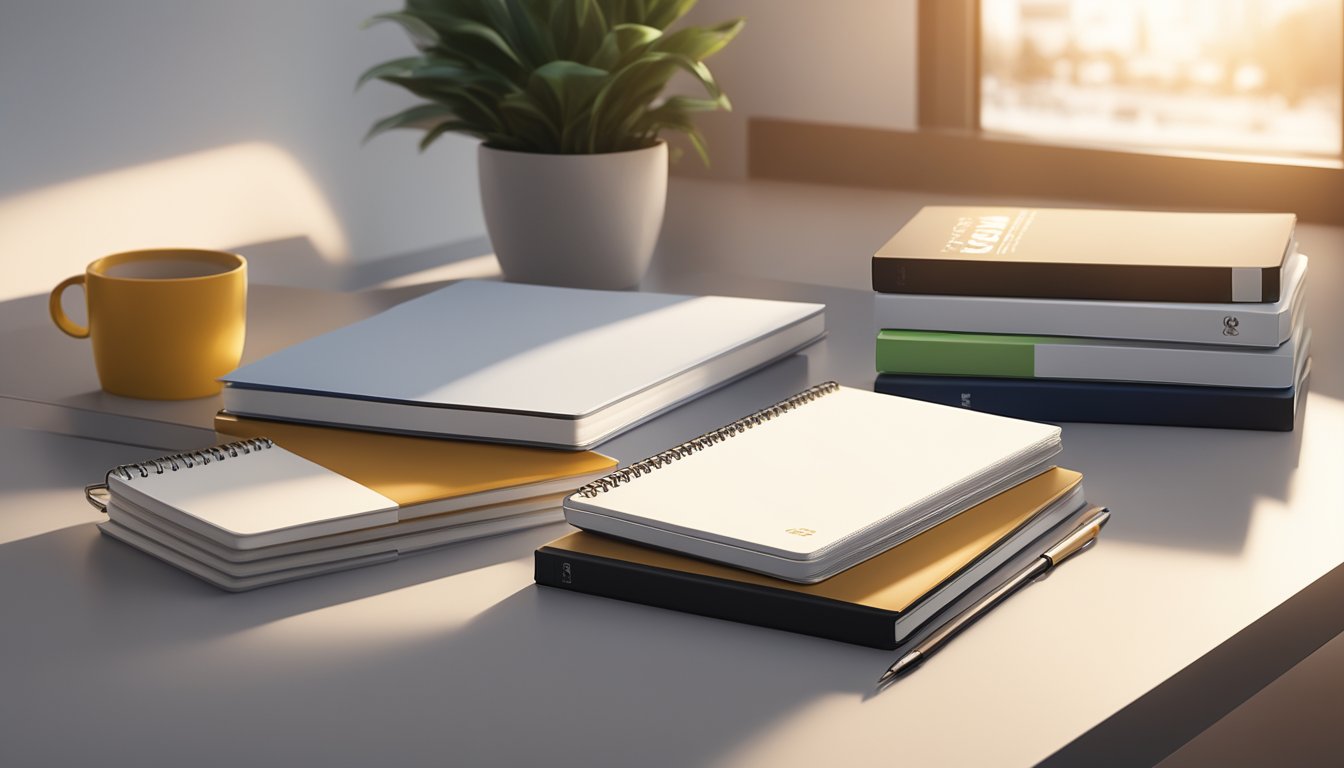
[3,178,1343,767]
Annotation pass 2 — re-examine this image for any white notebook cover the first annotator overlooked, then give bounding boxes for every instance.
[564,384,1062,581]
[221,280,825,427]
[106,442,398,549]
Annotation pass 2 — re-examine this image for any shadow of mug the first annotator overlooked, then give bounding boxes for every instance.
[49,248,247,399]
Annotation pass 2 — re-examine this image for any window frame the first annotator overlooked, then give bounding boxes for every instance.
[746,0,1344,225]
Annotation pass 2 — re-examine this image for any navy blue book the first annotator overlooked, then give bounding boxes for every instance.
[873,361,1310,432]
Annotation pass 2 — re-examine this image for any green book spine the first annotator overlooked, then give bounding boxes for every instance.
[875,330,1044,377]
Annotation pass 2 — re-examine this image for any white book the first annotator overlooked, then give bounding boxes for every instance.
[563,383,1062,583]
[221,280,826,449]
[873,250,1307,348]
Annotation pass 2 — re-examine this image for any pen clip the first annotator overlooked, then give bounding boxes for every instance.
[1033,536,1099,583]
[1044,506,1110,567]
[85,483,110,512]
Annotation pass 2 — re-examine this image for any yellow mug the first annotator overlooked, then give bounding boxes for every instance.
[49,249,247,400]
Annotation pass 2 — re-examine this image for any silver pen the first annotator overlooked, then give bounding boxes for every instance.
[877,505,1111,689]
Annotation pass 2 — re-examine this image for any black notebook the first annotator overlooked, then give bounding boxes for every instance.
[539,468,1088,648]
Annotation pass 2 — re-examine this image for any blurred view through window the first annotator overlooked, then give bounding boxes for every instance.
[981,0,1343,159]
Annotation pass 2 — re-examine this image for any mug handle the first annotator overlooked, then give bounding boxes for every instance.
[49,275,90,338]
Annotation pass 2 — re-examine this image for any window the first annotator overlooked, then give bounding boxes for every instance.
[746,0,1344,224]
[981,0,1343,160]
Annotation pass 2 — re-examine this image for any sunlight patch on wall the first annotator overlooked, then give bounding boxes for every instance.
[0,142,350,301]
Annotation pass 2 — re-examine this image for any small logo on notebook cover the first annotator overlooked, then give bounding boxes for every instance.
[786,527,816,537]
[961,393,972,408]
[561,562,573,584]
[1222,316,1240,336]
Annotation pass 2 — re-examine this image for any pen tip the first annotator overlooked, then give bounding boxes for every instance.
[875,651,924,689]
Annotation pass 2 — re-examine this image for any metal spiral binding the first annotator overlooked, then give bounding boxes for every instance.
[574,381,841,499]
[110,437,275,480]
[85,437,275,511]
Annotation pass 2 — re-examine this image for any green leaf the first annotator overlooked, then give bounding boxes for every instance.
[633,96,718,163]
[530,60,609,105]
[361,12,440,49]
[499,92,562,151]
[355,56,423,90]
[568,0,610,61]
[364,103,457,143]
[653,18,744,60]
[527,60,610,150]
[441,18,525,69]
[419,119,484,151]
[357,0,737,159]
[643,0,698,29]
[592,23,663,70]
[588,51,724,151]
[404,61,510,90]
[502,0,555,67]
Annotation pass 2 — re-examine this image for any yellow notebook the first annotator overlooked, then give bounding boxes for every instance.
[537,468,1087,648]
[215,413,617,520]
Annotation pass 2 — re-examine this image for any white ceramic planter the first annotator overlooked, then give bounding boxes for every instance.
[478,141,667,290]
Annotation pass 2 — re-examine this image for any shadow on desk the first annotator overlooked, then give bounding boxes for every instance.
[0,519,568,646]
[1,501,877,768]
[396,581,875,767]
[1060,390,1313,555]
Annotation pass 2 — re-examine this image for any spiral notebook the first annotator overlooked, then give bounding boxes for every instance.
[87,437,610,590]
[563,382,1063,583]
[88,439,399,550]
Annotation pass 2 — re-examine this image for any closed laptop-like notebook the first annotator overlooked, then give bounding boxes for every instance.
[214,413,616,519]
[220,280,825,449]
[563,382,1062,582]
[540,469,1088,648]
[872,207,1296,302]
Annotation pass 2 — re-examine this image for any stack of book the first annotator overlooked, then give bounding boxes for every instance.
[536,382,1108,649]
[870,207,1311,431]
[92,280,828,590]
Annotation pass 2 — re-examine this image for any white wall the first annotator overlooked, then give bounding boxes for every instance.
[0,0,485,300]
[0,1,919,301]
[692,0,917,128]
[679,0,919,178]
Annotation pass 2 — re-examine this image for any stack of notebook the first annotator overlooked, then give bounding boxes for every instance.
[93,422,618,590]
[871,207,1311,430]
[92,280,828,589]
[537,382,1106,648]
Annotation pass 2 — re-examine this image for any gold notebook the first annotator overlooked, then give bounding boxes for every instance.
[215,412,617,519]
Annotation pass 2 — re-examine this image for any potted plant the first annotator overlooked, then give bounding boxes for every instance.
[360,0,743,289]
